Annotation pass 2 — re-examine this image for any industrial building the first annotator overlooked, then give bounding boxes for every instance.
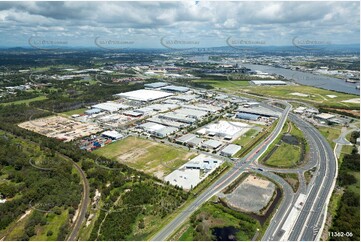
[123,111,143,117]
[236,113,260,121]
[92,102,129,113]
[139,122,178,138]
[202,139,223,150]
[197,120,249,140]
[293,107,307,114]
[161,85,190,93]
[101,130,123,140]
[85,108,102,115]
[182,104,223,113]
[237,106,280,118]
[147,116,190,128]
[164,154,223,190]
[158,113,196,124]
[115,89,173,102]
[314,113,336,121]
[243,102,260,108]
[144,82,168,89]
[175,108,208,120]
[171,94,198,102]
[176,134,204,147]
[251,80,287,86]
[220,144,242,157]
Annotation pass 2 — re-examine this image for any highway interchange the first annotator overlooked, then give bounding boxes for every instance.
[152,98,338,241]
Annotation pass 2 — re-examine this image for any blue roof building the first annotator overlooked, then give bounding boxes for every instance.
[236,112,260,121]
[161,85,189,93]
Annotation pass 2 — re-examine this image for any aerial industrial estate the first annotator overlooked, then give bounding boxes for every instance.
[0,1,360,242]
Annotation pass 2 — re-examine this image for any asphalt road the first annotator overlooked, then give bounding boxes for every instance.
[261,110,337,241]
[151,102,292,241]
[287,113,337,241]
[151,95,337,241]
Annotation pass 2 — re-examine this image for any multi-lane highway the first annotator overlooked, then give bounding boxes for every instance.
[151,102,292,241]
[152,98,337,242]
[287,113,337,241]
[261,109,337,241]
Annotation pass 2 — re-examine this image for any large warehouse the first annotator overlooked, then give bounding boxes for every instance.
[220,144,242,157]
[251,80,287,86]
[164,154,223,190]
[139,122,178,138]
[161,85,190,93]
[115,89,173,102]
[237,106,280,118]
[197,120,249,140]
[92,102,129,112]
[144,82,168,89]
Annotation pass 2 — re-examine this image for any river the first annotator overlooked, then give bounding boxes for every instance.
[242,64,359,95]
[188,55,360,95]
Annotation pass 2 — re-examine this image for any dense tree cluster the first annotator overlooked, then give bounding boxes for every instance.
[189,203,259,241]
[349,131,360,145]
[0,102,189,240]
[0,133,81,239]
[329,190,360,241]
[330,146,360,240]
[337,147,360,186]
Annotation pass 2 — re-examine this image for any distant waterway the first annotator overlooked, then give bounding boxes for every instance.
[188,55,359,95]
[242,64,359,95]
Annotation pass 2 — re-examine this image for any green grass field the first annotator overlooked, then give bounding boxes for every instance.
[0,96,47,106]
[193,79,250,89]
[318,126,342,148]
[31,209,69,241]
[265,143,301,167]
[233,128,261,147]
[262,121,305,168]
[61,108,87,116]
[178,226,195,241]
[94,136,195,178]
[206,81,359,110]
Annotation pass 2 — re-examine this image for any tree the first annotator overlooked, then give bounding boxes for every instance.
[138,218,145,229]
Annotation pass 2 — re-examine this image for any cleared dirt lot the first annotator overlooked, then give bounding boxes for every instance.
[18,115,102,142]
[222,174,276,214]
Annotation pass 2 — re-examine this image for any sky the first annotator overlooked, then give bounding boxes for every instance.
[0,1,359,49]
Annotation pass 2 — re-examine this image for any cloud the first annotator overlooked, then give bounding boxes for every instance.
[0,1,358,48]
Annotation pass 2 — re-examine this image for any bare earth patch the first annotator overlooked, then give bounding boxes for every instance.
[221,174,275,214]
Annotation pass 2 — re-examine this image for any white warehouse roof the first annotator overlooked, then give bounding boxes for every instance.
[92,102,129,112]
[115,89,173,102]
[221,144,242,156]
[101,130,123,140]
[251,80,287,85]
